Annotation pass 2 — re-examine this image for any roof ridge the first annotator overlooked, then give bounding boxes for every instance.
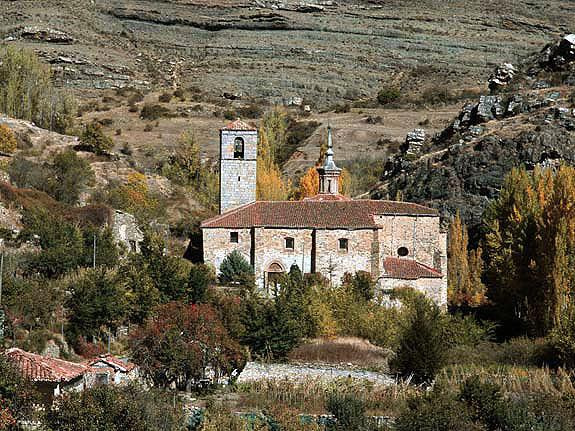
[201,201,258,227]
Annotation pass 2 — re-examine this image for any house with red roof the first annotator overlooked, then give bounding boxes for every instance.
[201,121,447,305]
[5,348,140,404]
[5,348,88,404]
[85,354,139,385]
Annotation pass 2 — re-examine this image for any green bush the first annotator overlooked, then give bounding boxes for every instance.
[326,393,376,431]
[44,384,184,431]
[140,103,171,120]
[391,294,447,384]
[395,385,480,431]
[188,263,215,304]
[80,122,114,155]
[377,86,401,105]
[219,250,254,285]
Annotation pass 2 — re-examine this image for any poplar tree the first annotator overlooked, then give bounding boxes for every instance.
[447,212,486,307]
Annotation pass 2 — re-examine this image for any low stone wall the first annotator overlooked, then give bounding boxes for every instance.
[237,362,394,385]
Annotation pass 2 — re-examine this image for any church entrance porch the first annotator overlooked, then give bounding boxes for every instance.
[265,262,285,293]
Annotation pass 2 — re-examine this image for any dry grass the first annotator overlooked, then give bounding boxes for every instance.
[439,364,575,396]
[235,377,417,416]
[288,337,390,370]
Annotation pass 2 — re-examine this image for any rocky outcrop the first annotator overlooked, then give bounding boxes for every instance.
[7,26,74,44]
[489,63,517,92]
[376,36,575,234]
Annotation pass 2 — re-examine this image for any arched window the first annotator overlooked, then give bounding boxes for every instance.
[397,246,409,257]
[234,137,244,159]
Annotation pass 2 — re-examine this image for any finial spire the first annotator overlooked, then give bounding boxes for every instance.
[317,125,341,195]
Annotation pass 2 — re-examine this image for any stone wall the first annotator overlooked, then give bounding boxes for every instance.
[315,229,374,285]
[203,228,252,275]
[377,277,447,308]
[253,227,313,290]
[220,129,258,213]
[219,159,257,213]
[111,210,144,253]
[375,215,444,270]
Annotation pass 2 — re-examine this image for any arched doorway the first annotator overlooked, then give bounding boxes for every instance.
[266,261,285,293]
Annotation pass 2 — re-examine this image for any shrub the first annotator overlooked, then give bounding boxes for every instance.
[188,263,215,304]
[130,302,246,389]
[395,385,480,431]
[173,88,186,101]
[237,103,264,119]
[158,92,172,103]
[0,124,18,154]
[326,393,375,431]
[219,250,254,285]
[377,86,401,105]
[140,103,171,120]
[44,384,184,431]
[391,294,447,384]
[80,122,114,155]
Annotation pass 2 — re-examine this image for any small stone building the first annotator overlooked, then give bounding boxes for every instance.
[201,121,447,306]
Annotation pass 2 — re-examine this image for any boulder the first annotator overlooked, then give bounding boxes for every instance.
[402,129,426,157]
[488,63,516,92]
[472,95,503,123]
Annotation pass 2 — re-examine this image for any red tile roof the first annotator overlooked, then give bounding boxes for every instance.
[303,193,352,202]
[86,354,137,372]
[222,119,257,131]
[202,200,438,229]
[5,348,87,383]
[383,257,443,279]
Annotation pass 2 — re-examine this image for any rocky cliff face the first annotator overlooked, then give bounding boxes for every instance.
[373,35,575,234]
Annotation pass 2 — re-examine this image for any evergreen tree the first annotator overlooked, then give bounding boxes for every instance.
[391,294,446,384]
[188,264,215,304]
[219,250,254,285]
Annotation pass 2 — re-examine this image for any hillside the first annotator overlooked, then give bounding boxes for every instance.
[2,0,573,106]
[372,34,575,235]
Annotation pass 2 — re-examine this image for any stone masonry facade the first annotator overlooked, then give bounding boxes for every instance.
[219,125,258,214]
[202,123,448,307]
[202,212,447,307]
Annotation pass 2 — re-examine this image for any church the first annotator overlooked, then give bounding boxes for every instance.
[201,120,447,306]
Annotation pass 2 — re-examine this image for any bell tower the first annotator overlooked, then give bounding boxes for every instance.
[219,119,258,214]
[317,126,341,195]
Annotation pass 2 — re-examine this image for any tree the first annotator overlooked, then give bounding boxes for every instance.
[8,150,95,205]
[66,268,128,342]
[44,384,184,431]
[0,125,17,154]
[140,232,192,301]
[0,355,38,427]
[391,294,446,384]
[50,150,95,204]
[130,302,246,389]
[80,122,114,155]
[240,266,310,359]
[448,212,486,307]
[0,46,76,133]
[483,166,575,336]
[119,255,161,325]
[256,110,291,200]
[162,130,203,186]
[188,264,215,304]
[101,173,163,222]
[219,250,254,285]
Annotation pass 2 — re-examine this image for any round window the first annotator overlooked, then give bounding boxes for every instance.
[397,247,409,257]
